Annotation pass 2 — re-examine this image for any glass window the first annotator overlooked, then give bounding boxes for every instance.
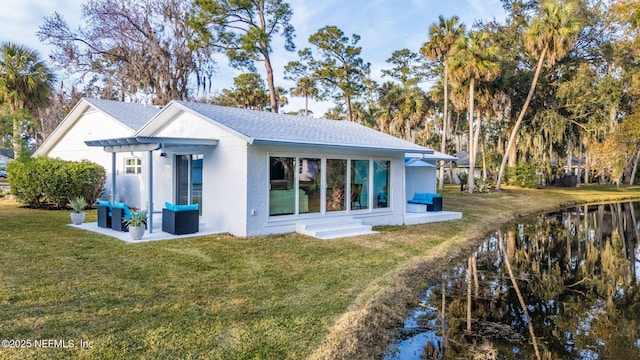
[326,159,347,212]
[299,158,321,213]
[374,160,390,209]
[269,157,295,216]
[124,158,142,174]
[351,160,369,210]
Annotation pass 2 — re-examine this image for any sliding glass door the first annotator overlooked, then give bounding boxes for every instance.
[299,158,321,214]
[326,159,347,212]
[351,160,369,210]
[175,154,203,214]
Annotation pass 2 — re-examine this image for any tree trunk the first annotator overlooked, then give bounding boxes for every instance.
[482,138,487,182]
[508,137,517,168]
[577,141,582,187]
[473,111,482,182]
[585,149,591,185]
[467,256,472,333]
[501,231,541,360]
[345,94,353,122]
[629,204,639,281]
[567,137,573,178]
[439,65,449,190]
[467,78,476,193]
[472,255,479,299]
[264,53,279,113]
[13,118,21,159]
[441,278,447,349]
[496,47,548,190]
[473,111,482,185]
[628,146,640,185]
[11,102,22,158]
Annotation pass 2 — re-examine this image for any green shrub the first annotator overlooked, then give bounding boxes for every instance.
[505,162,539,188]
[473,177,494,193]
[7,157,106,209]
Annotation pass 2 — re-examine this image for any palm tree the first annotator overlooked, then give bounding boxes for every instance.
[0,42,54,157]
[423,16,465,190]
[290,76,318,116]
[377,82,426,141]
[449,31,501,193]
[495,0,582,190]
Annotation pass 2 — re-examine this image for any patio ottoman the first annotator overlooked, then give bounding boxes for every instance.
[162,203,199,235]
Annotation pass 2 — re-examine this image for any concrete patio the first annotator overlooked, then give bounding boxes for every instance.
[404,210,463,225]
[68,209,462,243]
[69,212,223,243]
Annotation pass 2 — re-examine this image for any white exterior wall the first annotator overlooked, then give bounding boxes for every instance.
[41,109,143,207]
[245,144,406,236]
[405,166,437,200]
[146,111,249,237]
[141,151,171,213]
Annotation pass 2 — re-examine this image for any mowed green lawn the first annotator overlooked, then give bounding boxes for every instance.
[2,185,640,359]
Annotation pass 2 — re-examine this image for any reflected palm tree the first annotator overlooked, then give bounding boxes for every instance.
[500,230,542,360]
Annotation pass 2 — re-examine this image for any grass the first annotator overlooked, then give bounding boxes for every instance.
[2,185,640,359]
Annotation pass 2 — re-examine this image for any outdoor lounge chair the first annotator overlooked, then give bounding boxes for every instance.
[111,202,134,231]
[408,193,443,212]
[97,201,112,228]
[162,202,199,235]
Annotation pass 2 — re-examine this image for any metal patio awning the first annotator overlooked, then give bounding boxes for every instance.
[405,150,457,162]
[85,136,218,153]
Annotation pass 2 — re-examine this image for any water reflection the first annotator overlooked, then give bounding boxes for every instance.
[386,202,640,359]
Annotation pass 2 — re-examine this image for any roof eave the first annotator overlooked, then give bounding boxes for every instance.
[252,139,434,153]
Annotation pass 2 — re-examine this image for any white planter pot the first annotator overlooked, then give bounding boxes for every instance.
[70,211,85,225]
[129,225,145,241]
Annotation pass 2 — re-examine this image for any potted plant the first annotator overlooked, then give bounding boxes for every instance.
[125,211,147,241]
[69,196,87,225]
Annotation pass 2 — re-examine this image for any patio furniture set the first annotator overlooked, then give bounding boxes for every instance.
[97,201,199,235]
[406,192,443,213]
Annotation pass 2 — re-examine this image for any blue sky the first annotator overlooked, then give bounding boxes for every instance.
[0,0,506,114]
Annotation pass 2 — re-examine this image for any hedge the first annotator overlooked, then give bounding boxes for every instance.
[7,157,106,209]
[505,161,539,188]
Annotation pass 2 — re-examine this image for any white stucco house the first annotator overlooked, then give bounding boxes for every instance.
[34,98,162,205]
[36,98,460,239]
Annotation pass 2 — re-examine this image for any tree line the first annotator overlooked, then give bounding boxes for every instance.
[2,0,640,192]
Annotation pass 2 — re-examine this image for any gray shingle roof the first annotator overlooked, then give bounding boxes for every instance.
[85,98,161,130]
[174,101,432,153]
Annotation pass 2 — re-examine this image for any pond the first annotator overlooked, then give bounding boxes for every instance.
[385,201,640,359]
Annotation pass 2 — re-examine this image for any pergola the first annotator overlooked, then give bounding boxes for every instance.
[85,136,218,233]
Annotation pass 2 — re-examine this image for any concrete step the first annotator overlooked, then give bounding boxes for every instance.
[296,218,378,240]
[296,218,363,232]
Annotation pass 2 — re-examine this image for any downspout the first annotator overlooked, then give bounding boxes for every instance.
[148,150,154,233]
[111,153,116,204]
[402,154,407,224]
